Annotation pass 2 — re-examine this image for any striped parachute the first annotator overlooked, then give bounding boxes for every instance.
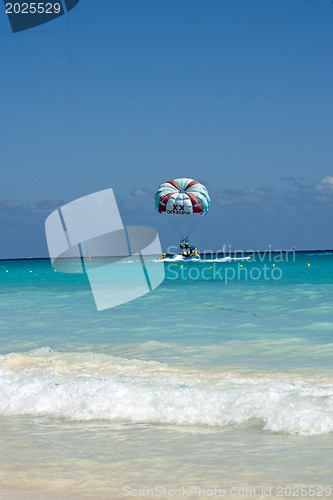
[154,178,210,239]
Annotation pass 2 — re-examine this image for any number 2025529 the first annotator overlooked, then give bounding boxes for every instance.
[5,3,62,14]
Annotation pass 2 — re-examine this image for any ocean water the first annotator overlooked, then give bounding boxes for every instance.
[0,252,332,499]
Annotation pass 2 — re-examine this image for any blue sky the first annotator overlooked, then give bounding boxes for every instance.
[1,0,333,257]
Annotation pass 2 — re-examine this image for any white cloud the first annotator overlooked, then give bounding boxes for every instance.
[0,200,62,215]
[131,187,153,198]
[315,176,333,193]
[216,188,269,206]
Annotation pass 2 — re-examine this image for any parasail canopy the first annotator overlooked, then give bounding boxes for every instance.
[155,178,210,216]
[154,178,210,239]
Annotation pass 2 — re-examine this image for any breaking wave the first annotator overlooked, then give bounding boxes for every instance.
[1,349,333,436]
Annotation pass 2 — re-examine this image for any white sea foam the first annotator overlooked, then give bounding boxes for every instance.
[154,256,252,263]
[0,350,333,436]
[200,256,253,262]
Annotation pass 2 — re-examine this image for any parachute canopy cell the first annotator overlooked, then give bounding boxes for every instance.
[155,178,210,216]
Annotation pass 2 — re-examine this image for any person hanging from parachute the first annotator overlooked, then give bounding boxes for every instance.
[155,178,210,258]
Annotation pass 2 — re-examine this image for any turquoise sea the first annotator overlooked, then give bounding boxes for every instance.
[0,251,332,499]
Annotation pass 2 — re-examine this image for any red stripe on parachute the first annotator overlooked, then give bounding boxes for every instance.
[187,193,203,213]
[184,180,201,190]
[159,192,175,213]
[166,180,180,191]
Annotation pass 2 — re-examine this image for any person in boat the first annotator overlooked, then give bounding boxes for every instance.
[162,253,166,259]
[180,241,184,253]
